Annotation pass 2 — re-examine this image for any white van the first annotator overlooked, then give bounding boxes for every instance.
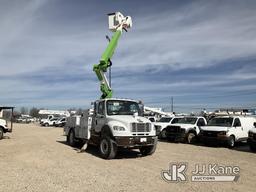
[248,122,256,151]
[200,116,256,148]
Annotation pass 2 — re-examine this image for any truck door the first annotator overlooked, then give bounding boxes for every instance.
[233,118,243,140]
[196,118,206,134]
[94,101,106,133]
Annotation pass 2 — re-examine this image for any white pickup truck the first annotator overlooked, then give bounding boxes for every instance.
[247,122,256,151]
[64,98,157,159]
[0,118,11,140]
[200,116,256,148]
[154,116,183,139]
[165,116,207,143]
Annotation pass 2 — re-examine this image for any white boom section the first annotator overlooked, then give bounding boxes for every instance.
[144,106,174,117]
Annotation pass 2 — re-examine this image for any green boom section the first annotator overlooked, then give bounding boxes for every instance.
[93,30,122,99]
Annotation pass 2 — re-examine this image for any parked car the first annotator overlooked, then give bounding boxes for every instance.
[41,117,59,127]
[247,122,256,151]
[54,117,66,127]
[40,115,55,125]
[165,116,207,143]
[200,116,256,148]
[154,116,183,139]
[16,117,31,123]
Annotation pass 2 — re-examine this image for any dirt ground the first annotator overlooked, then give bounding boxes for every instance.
[0,123,256,192]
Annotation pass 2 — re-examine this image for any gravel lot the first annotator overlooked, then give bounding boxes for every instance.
[0,123,256,192]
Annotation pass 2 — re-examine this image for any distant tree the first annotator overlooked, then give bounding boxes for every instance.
[20,107,28,115]
[29,107,39,118]
[76,108,83,115]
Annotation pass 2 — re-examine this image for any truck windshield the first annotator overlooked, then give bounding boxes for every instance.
[158,117,172,122]
[107,100,141,116]
[177,117,197,124]
[208,117,233,127]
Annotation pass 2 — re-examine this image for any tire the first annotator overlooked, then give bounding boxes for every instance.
[99,136,117,159]
[140,139,157,156]
[187,132,196,144]
[227,135,235,148]
[67,129,76,147]
[249,143,256,152]
[159,129,167,139]
[0,127,4,140]
[44,123,49,127]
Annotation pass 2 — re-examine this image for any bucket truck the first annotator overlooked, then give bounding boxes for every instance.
[64,12,157,159]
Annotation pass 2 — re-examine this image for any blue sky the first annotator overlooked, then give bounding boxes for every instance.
[0,0,256,112]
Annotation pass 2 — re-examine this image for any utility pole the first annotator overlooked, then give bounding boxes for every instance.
[171,97,173,113]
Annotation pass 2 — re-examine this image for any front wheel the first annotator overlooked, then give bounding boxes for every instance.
[140,139,157,156]
[99,136,117,159]
[227,135,235,148]
[187,132,196,144]
[0,127,4,140]
[159,129,167,139]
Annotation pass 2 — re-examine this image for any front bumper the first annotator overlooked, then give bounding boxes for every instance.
[115,136,157,148]
[199,134,229,144]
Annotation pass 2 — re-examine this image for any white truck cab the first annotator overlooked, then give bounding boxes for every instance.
[0,118,10,140]
[154,116,183,139]
[165,116,207,143]
[64,98,157,159]
[200,116,256,148]
[41,117,59,127]
[40,115,55,125]
[248,122,256,151]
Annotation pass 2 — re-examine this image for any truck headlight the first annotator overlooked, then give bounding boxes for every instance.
[113,126,125,131]
[249,132,254,138]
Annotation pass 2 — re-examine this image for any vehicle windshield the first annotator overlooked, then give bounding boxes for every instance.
[107,100,142,116]
[208,117,233,127]
[157,117,172,122]
[176,117,197,124]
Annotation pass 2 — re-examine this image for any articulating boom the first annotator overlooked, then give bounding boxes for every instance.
[93,12,132,99]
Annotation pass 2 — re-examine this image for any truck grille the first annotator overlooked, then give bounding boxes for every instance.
[202,131,218,137]
[166,126,181,133]
[131,123,150,132]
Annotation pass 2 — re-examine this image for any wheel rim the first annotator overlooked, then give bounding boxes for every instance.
[0,129,3,138]
[161,130,166,138]
[100,139,109,155]
[188,133,195,143]
[230,137,234,146]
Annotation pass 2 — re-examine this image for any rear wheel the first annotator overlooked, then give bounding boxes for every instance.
[67,129,76,147]
[0,127,4,140]
[99,136,117,159]
[227,135,235,148]
[44,123,49,127]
